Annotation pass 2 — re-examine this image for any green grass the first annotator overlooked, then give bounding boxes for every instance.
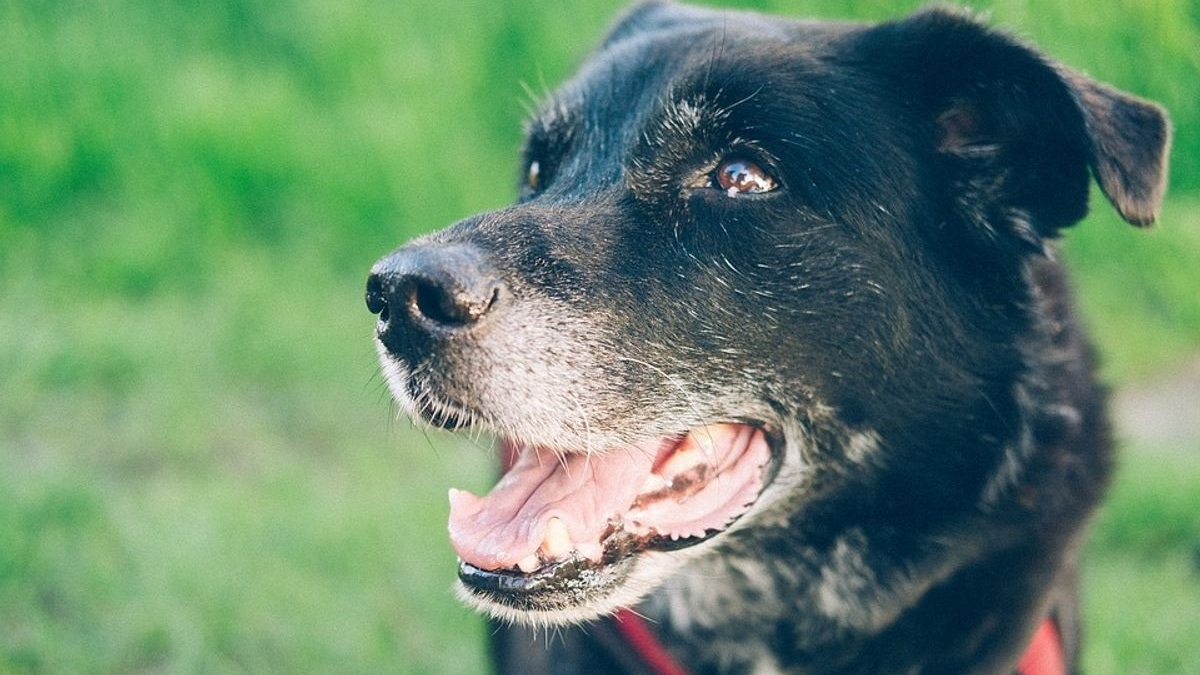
[0,261,498,675]
[1,0,1198,673]
[1084,444,1200,675]
[1063,196,1200,381]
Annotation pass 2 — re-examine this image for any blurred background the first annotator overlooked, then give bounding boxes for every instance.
[1,0,1197,673]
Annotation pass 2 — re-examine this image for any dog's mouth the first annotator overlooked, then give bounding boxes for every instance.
[448,423,778,614]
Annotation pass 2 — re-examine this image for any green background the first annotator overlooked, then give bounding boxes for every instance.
[2,0,1198,673]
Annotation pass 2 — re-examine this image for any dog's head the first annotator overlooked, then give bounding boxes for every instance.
[367,1,1168,626]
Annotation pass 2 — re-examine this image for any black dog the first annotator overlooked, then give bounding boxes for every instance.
[366,3,1170,674]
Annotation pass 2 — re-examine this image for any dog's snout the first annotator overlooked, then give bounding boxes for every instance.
[367,244,503,340]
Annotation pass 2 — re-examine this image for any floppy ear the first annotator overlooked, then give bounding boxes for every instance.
[862,9,1170,247]
[1059,67,1171,226]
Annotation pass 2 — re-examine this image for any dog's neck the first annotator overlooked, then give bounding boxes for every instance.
[641,509,1069,675]
[641,363,1093,675]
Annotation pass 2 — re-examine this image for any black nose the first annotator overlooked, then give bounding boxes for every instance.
[366,244,503,340]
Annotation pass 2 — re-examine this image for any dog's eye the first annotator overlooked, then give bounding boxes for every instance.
[715,158,777,195]
[527,161,541,191]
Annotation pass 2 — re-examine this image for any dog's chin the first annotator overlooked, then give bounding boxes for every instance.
[454,555,645,627]
[454,539,728,627]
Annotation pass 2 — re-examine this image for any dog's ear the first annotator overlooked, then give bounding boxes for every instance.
[1058,67,1171,226]
[862,8,1170,244]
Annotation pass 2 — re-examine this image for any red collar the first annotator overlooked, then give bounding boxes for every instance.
[1015,618,1066,675]
[611,608,1064,675]
[611,609,693,675]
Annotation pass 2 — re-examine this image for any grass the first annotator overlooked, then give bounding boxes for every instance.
[1063,197,1200,381]
[0,0,1197,673]
[0,259,497,675]
[1084,443,1200,675]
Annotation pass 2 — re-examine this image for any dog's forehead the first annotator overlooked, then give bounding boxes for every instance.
[525,12,860,182]
[558,15,844,116]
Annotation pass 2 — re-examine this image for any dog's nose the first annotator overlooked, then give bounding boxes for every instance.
[366,244,503,337]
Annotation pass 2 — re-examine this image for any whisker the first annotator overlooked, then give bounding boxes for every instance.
[615,355,710,430]
[565,390,597,455]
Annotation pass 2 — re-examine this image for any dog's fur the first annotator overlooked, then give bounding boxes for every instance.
[366,3,1170,674]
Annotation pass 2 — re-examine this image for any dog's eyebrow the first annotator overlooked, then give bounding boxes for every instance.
[658,95,730,136]
[652,65,778,141]
[524,94,579,140]
[637,90,748,157]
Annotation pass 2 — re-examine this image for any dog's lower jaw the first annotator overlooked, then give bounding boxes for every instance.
[455,531,745,628]
[454,571,639,628]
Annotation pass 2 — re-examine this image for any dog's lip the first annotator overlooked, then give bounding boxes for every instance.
[458,555,617,595]
[400,378,474,430]
[452,422,783,595]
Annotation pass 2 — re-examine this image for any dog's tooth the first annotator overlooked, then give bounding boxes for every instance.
[516,554,541,574]
[539,517,572,559]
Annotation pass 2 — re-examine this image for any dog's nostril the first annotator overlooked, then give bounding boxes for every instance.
[365,275,389,316]
[412,278,457,326]
[410,277,496,327]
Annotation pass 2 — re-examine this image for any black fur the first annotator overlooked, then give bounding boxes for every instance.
[366,3,1170,674]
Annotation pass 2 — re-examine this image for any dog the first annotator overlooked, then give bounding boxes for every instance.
[365,2,1170,673]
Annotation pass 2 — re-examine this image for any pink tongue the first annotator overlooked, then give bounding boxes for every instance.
[448,438,672,571]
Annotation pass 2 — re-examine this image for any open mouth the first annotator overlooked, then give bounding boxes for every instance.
[448,423,778,612]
